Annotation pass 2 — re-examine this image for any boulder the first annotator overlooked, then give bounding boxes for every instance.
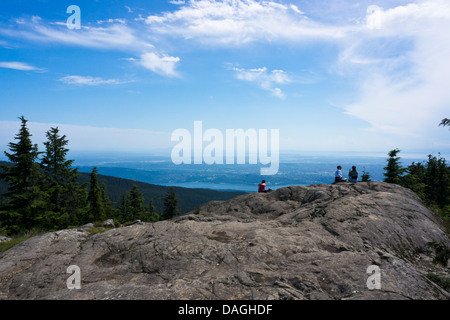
[78,223,94,229]
[102,219,115,228]
[0,236,12,243]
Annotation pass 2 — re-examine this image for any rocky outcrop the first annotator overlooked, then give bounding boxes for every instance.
[0,236,11,243]
[0,182,449,300]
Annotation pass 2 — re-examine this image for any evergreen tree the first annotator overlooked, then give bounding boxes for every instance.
[40,127,81,229]
[402,161,427,200]
[118,192,129,223]
[423,154,450,208]
[146,198,159,222]
[127,184,145,221]
[72,183,89,226]
[161,187,180,220]
[0,116,45,233]
[383,148,405,184]
[87,167,106,222]
[100,182,116,220]
[361,167,372,182]
[401,154,450,221]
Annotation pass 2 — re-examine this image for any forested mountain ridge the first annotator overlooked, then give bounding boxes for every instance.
[0,160,246,215]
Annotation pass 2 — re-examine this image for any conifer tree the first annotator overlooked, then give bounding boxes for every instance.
[118,192,129,223]
[127,184,145,221]
[40,127,81,228]
[87,167,106,222]
[383,148,405,184]
[0,116,45,233]
[361,167,372,182]
[72,183,89,226]
[100,182,116,220]
[146,198,159,222]
[162,187,180,220]
[423,154,449,208]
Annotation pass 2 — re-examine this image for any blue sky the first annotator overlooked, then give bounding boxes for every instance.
[0,0,449,156]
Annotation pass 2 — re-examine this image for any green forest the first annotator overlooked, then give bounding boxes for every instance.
[382,148,450,224]
[378,119,450,225]
[0,117,244,236]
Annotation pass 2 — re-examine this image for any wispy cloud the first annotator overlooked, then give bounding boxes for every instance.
[231,66,291,98]
[340,0,450,137]
[59,75,129,86]
[145,0,350,45]
[0,61,44,72]
[0,16,180,77]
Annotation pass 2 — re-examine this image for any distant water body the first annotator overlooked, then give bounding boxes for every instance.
[70,151,438,192]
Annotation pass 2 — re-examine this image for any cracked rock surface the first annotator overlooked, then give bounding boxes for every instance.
[0,182,449,300]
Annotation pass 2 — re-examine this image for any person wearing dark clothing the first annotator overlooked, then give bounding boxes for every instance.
[348,166,358,182]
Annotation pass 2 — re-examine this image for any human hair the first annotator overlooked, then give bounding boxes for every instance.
[352,166,356,170]
[337,166,342,170]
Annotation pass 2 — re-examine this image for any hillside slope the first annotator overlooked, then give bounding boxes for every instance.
[0,182,449,300]
[0,161,247,214]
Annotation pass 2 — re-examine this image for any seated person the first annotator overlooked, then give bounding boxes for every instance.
[258,180,272,193]
[348,166,358,182]
[334,166,347,183]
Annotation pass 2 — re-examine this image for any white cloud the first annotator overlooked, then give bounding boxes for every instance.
[59,75,129,86]
[97,18,127,25]
[145,0,350,45]
[340,0,450,138]
[134,52,181,77]
[231,66,291,98]
[29,23,149,50]
[0,16,182,78]
[0,61,43,72]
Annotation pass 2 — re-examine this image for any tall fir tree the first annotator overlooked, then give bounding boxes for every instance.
[40,127,81,229]
[146,198,159,222]
[87,167,106,222]
[72,182,89,226]
[127,184,145,221]
[0,116,45,234]
[383,148,405,184]
[161,187,180,220]
[100,182,116,219]
[423,154,450,209]
[118,192,129,223]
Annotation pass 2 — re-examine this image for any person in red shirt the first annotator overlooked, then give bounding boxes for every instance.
[258,180,272,193]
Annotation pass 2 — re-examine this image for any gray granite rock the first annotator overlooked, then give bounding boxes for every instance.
[0,182,448,300]
[0,236,12,243]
